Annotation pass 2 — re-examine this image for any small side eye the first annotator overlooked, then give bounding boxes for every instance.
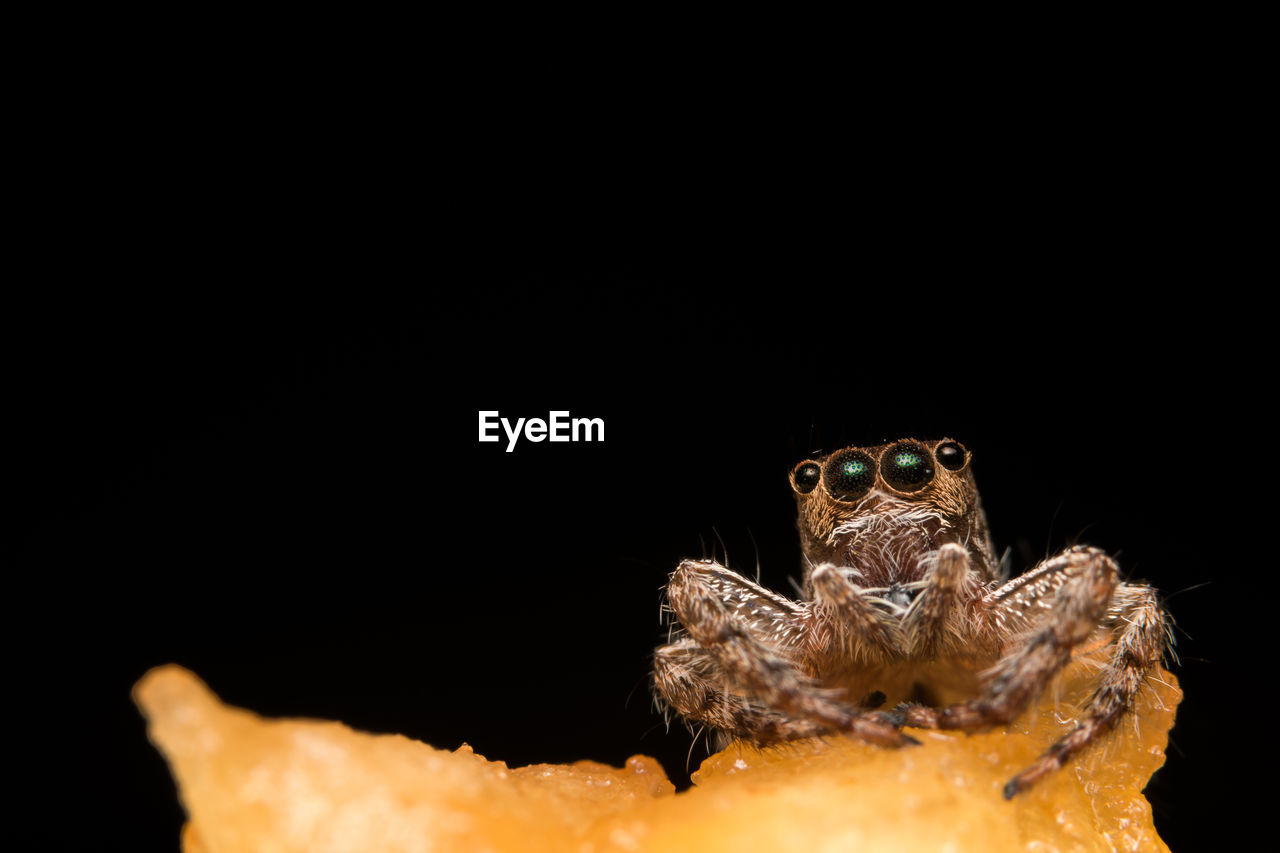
[824,450,876,501]
[793,461,822,494]
[880,441,934,492]
[935,440,967,471]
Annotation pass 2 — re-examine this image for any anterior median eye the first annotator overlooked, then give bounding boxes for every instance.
[825,450,876,501]
[793,461,822,494]
[881,441,934,491]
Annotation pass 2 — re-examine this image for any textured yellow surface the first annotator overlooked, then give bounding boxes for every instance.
[136,663,1178,852]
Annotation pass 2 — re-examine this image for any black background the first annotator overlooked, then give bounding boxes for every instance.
[9,226,1255,851]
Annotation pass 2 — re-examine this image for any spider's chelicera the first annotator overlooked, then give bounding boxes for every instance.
[653,438,1172,798]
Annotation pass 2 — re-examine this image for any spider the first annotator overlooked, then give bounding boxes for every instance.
[652,438,1171,797]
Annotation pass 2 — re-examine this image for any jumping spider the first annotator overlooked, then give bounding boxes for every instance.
[653,438,1171,797]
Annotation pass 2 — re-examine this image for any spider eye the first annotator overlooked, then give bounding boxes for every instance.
[824,450,876,501]
[793,461,822,494]
[935,440,967,471]
[880,441,934,492]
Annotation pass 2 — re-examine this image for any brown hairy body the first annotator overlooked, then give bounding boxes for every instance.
[652,438,1172,797]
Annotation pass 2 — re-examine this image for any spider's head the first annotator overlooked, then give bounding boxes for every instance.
[789,438,998,593]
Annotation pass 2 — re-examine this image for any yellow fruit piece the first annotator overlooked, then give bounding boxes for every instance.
[135,662,1178,852]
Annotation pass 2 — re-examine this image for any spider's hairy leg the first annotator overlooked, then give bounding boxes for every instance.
[662,558,811,650]
[902,547,1118,735]
[652,638,837,743]
[666,559,915,748]
[1003,582,1170,798]
[807,563,901,663]
[901,543,979,658]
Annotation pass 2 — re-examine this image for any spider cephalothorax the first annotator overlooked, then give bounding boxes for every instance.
[653,438,1171,798]
[791,439,998,599]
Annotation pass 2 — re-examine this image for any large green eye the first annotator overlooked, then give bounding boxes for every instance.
[880,441,934,492]
[824,449,876,501]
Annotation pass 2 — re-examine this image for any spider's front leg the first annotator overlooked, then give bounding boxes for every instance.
[903,547,1119,729]
[1003,580,1170,797]
[658,559,914,748]
[902,546,1155,796]
[654,559,827,743]
[653,638,837,743]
